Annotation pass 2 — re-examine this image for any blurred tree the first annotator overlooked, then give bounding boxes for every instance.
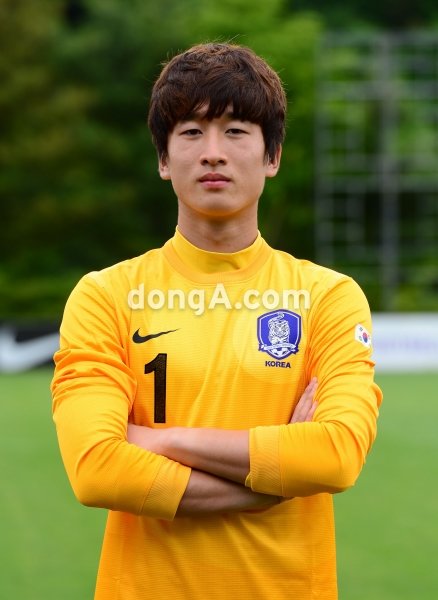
[0,0,94,317]
[289,0,438,28]
[2,0,435,317]
[0,0,195,317]
[1,0,323,318]
[64,0,88,27]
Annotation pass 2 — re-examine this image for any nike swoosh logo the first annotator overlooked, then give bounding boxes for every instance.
[132,328,179,343]
[0,326,59,373]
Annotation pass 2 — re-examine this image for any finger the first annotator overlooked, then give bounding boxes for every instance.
[292,400,317,424]
[304,401,318,422]
[297,378,317,408]
[290,378,318,424]
[290,393,311,423]
[290,394,312,423]
[302,377,318,401]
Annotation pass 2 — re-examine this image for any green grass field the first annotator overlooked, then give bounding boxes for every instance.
[1,369,437,599]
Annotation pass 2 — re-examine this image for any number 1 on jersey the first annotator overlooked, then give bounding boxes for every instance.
[144,353,167,423]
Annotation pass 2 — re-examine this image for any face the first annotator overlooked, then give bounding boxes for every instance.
[158,109,281,221]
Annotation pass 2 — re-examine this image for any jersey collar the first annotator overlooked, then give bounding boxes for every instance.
[162,228,271,284]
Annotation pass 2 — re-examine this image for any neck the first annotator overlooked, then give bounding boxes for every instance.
[177,207,259,253]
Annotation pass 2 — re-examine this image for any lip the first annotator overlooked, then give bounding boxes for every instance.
[198,172,231,189]
[198,173,231,182]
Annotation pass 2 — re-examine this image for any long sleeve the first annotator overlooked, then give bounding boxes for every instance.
[247,276,382,497]
[51,273,191,520]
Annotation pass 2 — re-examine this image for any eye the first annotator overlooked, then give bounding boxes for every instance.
[227,128,246,135]
[181,128,202,137]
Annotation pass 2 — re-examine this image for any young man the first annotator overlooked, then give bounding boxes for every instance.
[52,43,382,599]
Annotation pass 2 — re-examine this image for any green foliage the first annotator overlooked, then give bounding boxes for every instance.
[247,15,323,249]
[0,0,323,319]
[289,0,438,28]
[1,0,437,318]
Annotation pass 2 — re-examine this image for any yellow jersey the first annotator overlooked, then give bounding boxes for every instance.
[52,228,382,599]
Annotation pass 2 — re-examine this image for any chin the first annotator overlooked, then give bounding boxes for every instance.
[200,206,247,220]
[193,198,255,219]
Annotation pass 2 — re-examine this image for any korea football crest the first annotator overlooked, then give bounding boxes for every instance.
[257,310,301,359]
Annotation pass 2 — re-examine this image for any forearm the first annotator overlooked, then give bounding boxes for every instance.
[128,425,249,484]
[176,469,279,516]
[127,380,318,488]
[248,421,360,497]
[126,379,319,498]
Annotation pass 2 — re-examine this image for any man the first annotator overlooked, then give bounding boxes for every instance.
[52,43,382,599]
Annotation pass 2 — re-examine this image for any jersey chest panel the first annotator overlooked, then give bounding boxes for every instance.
[127,295,308,429]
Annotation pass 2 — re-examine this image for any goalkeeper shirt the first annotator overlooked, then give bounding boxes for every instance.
[52,228,382,600]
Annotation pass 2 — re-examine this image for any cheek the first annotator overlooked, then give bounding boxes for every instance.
[169,175,186,198]
[241,154,269,185]
[165,157,192,185]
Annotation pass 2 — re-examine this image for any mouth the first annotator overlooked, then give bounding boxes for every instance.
[198,173,231,189]
[199,173,230,182]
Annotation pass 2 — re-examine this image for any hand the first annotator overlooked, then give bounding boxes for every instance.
[289,377,318,424]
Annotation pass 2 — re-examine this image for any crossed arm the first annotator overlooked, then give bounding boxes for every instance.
[127,378,318,516]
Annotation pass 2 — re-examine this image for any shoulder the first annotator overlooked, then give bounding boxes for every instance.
[64,247,163,314]
[86,248,160,287]
[270,247,355,290]
[267,247,370,316]
[73,245,167,299]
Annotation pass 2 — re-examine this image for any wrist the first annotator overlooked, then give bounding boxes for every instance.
[152,426,178,457]
[127,424,178,457]
[163,426,181,458]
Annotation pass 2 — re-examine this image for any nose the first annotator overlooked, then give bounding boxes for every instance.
[199,129,227,166]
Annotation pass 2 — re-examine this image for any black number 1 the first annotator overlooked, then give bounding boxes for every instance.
[144,353,167,423]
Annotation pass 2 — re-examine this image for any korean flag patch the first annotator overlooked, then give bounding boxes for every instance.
[355,324,372,348]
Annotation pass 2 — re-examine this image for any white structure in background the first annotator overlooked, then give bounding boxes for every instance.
[372,313,438,372]
[1,316,437,373]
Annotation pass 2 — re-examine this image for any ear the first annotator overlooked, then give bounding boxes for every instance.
[158,154,171,180]
[265,146,282,178]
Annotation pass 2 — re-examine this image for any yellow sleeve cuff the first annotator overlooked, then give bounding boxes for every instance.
[140,460,192,520]
[248,425,283,496]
